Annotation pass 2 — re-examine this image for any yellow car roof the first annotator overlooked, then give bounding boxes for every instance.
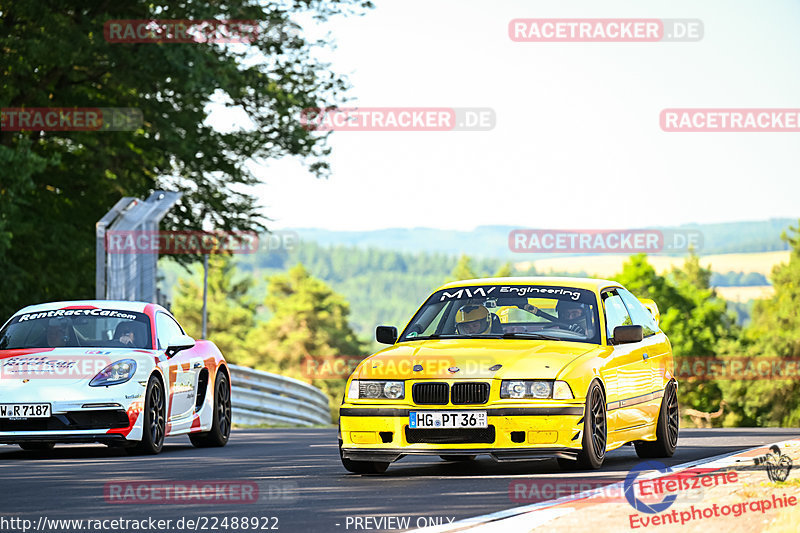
[435,276,621,293]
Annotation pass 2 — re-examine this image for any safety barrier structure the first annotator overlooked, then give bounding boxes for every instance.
[229,364,331,427]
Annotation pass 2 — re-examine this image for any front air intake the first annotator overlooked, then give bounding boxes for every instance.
[412,382,449,405]
[451,382,490,404]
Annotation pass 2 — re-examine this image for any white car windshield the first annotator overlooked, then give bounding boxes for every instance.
[399,285,601,344]
[0,309,152,349]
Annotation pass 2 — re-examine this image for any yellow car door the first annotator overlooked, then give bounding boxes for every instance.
[602,289,652,432]
[618,288,673,420]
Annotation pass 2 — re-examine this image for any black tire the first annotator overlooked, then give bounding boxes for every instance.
[130,376,166,455]
[190,371,232,448]
[339,440,389,474]
[19,442,55,452]
[440,455,477,462]
[635,381,679,458]
[558,380,607,470]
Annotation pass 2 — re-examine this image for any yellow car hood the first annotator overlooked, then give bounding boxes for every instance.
[355,339,596,380]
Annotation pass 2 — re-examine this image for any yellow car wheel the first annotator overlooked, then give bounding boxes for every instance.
[558,380,607,470]
[635,381,679,458]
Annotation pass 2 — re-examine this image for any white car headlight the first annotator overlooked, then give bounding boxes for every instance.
[346,380,405,400]
[89,359,137,387]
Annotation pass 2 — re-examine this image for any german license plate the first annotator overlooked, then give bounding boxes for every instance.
[0,403,51,419]
[409,411,487,429]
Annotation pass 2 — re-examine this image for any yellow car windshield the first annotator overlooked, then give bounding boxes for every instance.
[400,285,601,344]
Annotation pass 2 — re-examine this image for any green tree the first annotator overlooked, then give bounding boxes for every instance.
[170,255,256,358]
[614,254,686,326]
[717,222,800,426]
[747,221,800,359]
[450,254,478,281]
[0,0,372,320]
[494,262,514,277]
[667,252,737,357]
[240,264,366,419]
[615,253,734,357]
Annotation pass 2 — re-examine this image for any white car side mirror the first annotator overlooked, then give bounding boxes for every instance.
[166,334,196,357]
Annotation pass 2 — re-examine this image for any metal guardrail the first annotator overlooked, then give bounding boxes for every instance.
[229,364,331,427]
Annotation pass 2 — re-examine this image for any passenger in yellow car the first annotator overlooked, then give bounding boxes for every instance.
[516,300,588,335]
[556,300,588,335]
[454,304,492,335]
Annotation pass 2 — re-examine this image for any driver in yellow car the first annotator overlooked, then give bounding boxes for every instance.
[454,304,492,335]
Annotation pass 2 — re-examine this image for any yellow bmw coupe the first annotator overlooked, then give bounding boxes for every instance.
[339,277,678,473]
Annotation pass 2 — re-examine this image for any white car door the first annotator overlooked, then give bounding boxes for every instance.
[155,312,199,426]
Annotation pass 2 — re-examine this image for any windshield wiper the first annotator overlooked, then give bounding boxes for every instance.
[403,334,463,341]
[496,332,564,341]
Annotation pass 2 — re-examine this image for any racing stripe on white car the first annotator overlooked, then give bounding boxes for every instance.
[413,439,800,533]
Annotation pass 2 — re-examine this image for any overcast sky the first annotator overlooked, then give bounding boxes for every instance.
[236,0,800,231]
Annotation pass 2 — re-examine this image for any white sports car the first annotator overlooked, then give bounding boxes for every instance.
[0,300,231,454]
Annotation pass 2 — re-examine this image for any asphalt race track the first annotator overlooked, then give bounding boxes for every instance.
[1,428,798,533]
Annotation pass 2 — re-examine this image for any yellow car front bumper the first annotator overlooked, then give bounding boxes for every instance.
[339,404,586,463]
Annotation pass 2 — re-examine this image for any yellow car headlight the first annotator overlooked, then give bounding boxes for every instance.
[346,380,405,400]
[383,381,404,399]
[530,381,551,398]
[500,380,574,399]
[506,381,527,398]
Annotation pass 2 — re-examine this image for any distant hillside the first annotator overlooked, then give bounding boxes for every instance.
[524,251,790,280]
[290,219,795,258]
